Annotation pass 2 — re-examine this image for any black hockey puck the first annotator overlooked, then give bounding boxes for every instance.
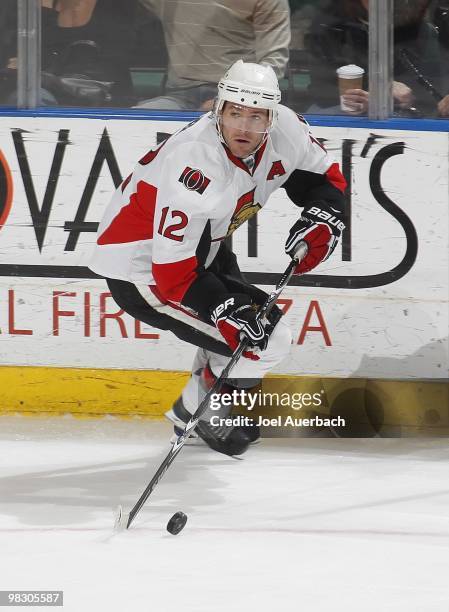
[166,511,188,535]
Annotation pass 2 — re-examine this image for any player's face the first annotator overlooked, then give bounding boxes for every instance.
[220,103,270,158]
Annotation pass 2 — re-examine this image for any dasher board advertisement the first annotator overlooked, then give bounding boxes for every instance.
[0,117,447,379]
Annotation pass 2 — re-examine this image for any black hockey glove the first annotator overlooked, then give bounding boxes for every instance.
[210,294,269,361]
[285,201,345,273]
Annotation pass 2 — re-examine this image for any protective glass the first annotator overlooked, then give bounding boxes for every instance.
[219,104,271,134]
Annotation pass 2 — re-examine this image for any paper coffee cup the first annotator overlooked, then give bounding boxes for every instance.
[337,65,365,111]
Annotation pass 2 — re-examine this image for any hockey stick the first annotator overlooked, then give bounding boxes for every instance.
[114,241,308,530]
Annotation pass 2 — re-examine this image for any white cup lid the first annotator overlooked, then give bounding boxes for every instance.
[336,64,365,78]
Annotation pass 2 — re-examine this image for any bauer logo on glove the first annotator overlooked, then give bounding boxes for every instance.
[285,201,345,274]
[306,205,345,233]
[211,294,268,360]
[211,297,236,320]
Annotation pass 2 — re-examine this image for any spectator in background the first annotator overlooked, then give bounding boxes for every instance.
[41,0,137,106]
[2,0,137,107]
[135,0,291,111]
[305,0,445,117]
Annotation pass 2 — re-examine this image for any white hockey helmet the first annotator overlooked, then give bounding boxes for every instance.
[217,60,281,111]
[214,60,281,152]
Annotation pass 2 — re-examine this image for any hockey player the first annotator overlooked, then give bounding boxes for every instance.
[89,60,346,456]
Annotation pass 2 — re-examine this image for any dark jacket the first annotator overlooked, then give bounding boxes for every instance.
[305,7,445,116]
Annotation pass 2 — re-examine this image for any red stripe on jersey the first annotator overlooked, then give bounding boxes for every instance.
[152,256,198,303]
[223,145,249,173]
[326,162,347,193]
[121,173,132,193]
[97,181,157,245]
[149,285,203,321]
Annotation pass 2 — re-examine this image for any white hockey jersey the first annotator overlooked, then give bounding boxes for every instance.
[89,104,345,316]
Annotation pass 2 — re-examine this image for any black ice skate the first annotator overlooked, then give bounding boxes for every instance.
[165,394,252,456]
[238,420,261,444]
[202,365,261,446]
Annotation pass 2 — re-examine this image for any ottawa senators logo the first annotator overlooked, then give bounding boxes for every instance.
[226,188,261,237]
[179,167,210,194]
[0,149,13,231]
[267,160,286,181]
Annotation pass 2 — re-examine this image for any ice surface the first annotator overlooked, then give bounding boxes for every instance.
[1,415,449,611]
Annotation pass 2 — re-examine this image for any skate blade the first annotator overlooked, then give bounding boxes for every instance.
[114,504,130,531]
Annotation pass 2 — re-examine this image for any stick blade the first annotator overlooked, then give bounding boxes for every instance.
[114,504,130,531]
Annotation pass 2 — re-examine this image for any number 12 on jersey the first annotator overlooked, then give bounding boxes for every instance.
[157,207,188,242]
